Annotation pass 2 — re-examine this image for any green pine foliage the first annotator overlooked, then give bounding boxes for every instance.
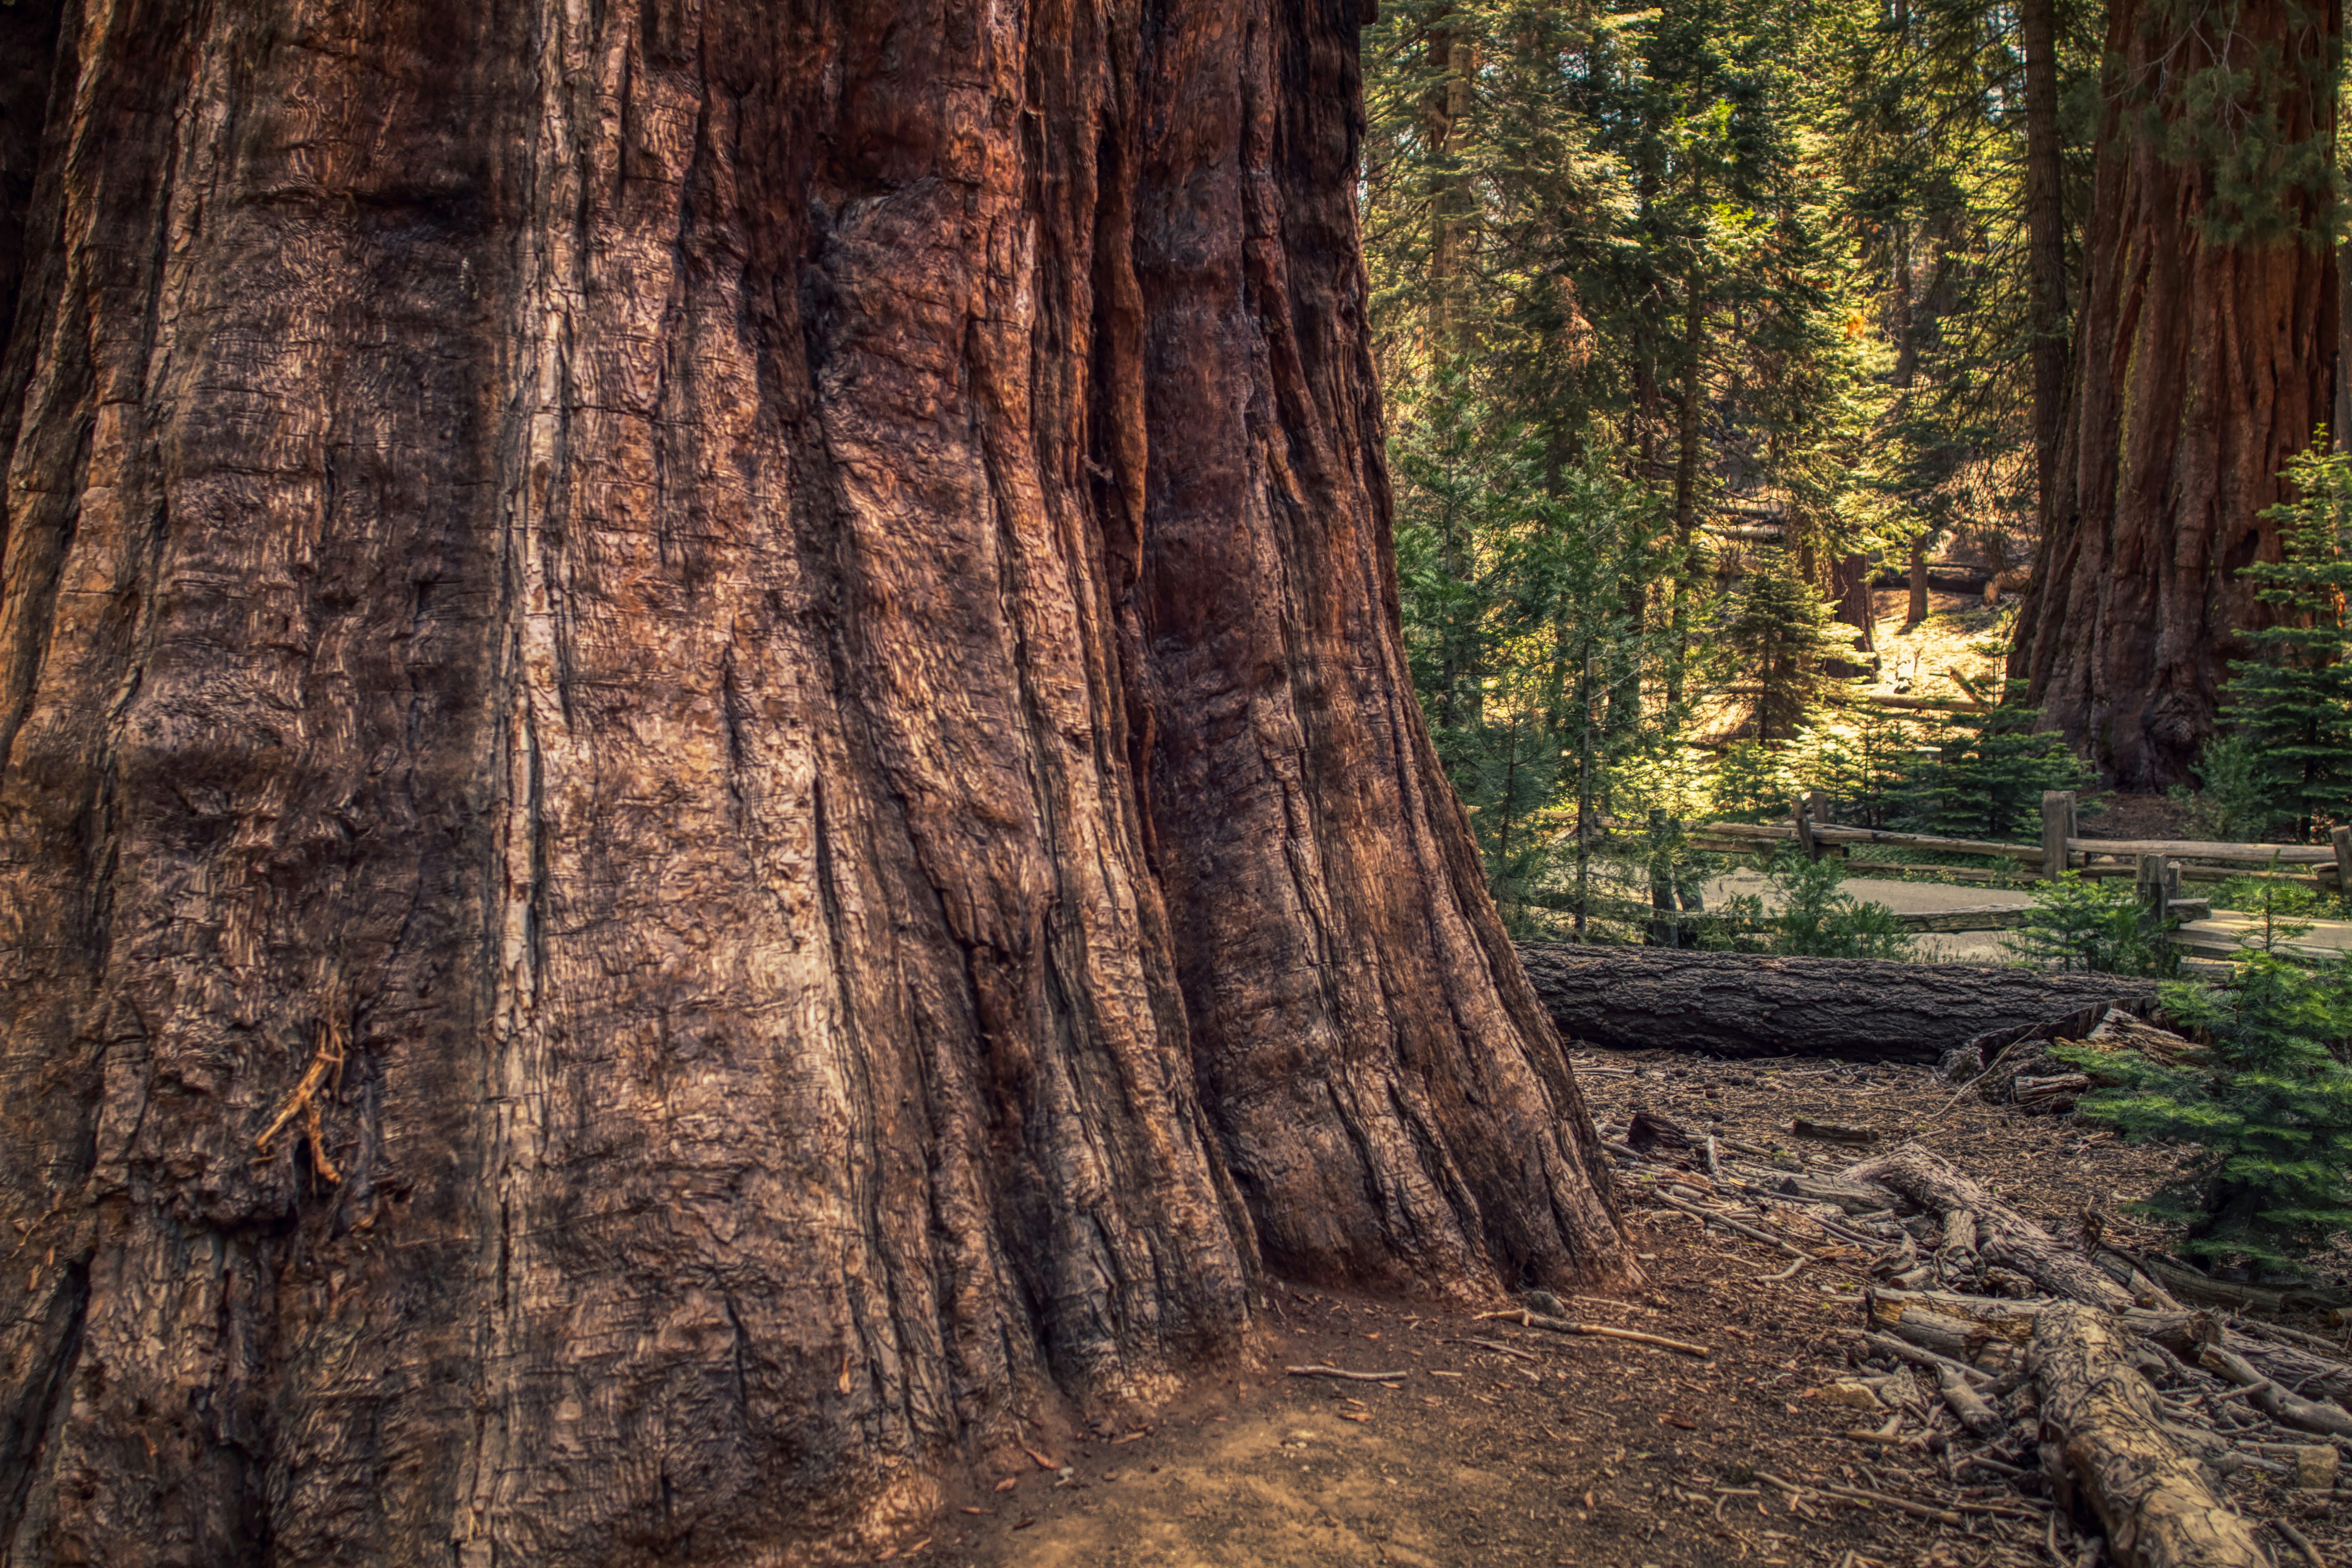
[1392,372,1691,935]
[2001,872,2170,976]
[1361,0,2114,930]
[1790,707,1931,828]
[1709,740,1792,824]
[1718,551,1860,744]
[2056,955,2352,1274]
[1708,848,1915,958]
[2217,442,2352,843]
[2205,877,2341,946]
[2172,733,2278,844]
[1899,686,2093,839]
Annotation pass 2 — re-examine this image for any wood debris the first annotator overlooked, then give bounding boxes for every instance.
[1592,1110,2352,1568]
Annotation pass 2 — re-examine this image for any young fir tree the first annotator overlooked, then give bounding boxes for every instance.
[1707,848,1915,958]
[1720,548,1856,744]
[2219,443,2352,842]
[1900,683,2091,839]
[1392,373,1688,933]
[1791,705,1929,828]
[1710,740,1790,823]
[2002,872,2170,975]
[2057,954,2352,1274]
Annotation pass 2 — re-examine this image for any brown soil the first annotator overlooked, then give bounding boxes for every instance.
[888,1049,2350,1567]
[1867,588,2010,707]
[2072,792,2200,843]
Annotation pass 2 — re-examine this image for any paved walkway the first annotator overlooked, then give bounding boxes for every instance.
[1705,868,2352,965]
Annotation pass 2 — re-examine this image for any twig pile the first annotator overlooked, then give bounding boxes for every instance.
[1597,1115,2351,1568]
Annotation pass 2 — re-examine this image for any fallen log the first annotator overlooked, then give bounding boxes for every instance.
[2198,1345,2352,1439]
[1843,1144,2141,1310]
[1515,946,2158,1063]
[1870,1289,2352,1418]
[1776,1171,1905,1214]
[2030,1304,2272,1568]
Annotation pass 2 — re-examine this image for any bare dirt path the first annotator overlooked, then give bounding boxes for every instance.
[895,1053,2349,1567]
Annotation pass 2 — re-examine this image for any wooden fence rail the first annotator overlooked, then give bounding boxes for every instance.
[1686,793,2352,892]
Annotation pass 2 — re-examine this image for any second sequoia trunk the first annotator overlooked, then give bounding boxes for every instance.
[2010,0,2338,786]
[0,2,1630,1563]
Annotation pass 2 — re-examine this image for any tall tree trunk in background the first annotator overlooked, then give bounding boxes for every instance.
[1424,29,1475,355]
[0,4,1632,1563]
[1667,265,1707,704]
[2337,255,2352,451]
[2011,0,2339,787]
[2019,0,2072,549]
[1672,272,1707,573]
[1892,222,1932,633]
[1829,553,1876,661]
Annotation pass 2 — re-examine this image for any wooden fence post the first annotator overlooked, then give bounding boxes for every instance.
[1793,797,1819,862]
[1803,790,1843,859]
[2041,789,2076,881]
[1648,809,1679,947]
[2136,854,2176,965]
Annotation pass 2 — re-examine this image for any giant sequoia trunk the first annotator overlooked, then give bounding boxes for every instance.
[2009,0,2338,786]
[0,2,1632,1562]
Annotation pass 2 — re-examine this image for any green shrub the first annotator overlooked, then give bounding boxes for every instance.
[2055,953,2352,1274]
[1898,686,2096,841]
[1707,849,1915,959]
[1789,708,1931,829]
[2001,872,2171,976]
[1710,740,1790,824]
[2218,441,2352,843]
[2171,733,2280,843]
[2207,874,2342,935]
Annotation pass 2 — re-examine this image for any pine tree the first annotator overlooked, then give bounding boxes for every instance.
[1791,706,1929,827]
[1901,684,2091,839]
[2219,443,2352,841]
[2059,955,2352,1274]
[1719,548,1856,743]
[1708,848,1916,957]
[2002,872,2170,975]
[1392,376,1690,933]
[1710,739,1791,823]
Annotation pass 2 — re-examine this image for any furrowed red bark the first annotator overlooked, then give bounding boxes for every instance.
[2011,0,2339,786]
[0,2,1633,1563]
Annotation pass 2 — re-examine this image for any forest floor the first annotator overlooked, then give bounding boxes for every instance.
[916,1054,2351,1568]
[1867,588,2012,707]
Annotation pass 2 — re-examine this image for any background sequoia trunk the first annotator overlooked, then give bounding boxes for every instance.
[0,1,1631,1562]
[2009,0,2338,787]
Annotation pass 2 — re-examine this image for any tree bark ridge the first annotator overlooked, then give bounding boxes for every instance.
[2010,0,2338,784]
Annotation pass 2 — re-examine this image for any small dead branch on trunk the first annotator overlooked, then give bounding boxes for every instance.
[253,1019,347,1183]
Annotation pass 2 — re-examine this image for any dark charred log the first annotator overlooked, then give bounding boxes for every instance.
[1515,945,2159,1063]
